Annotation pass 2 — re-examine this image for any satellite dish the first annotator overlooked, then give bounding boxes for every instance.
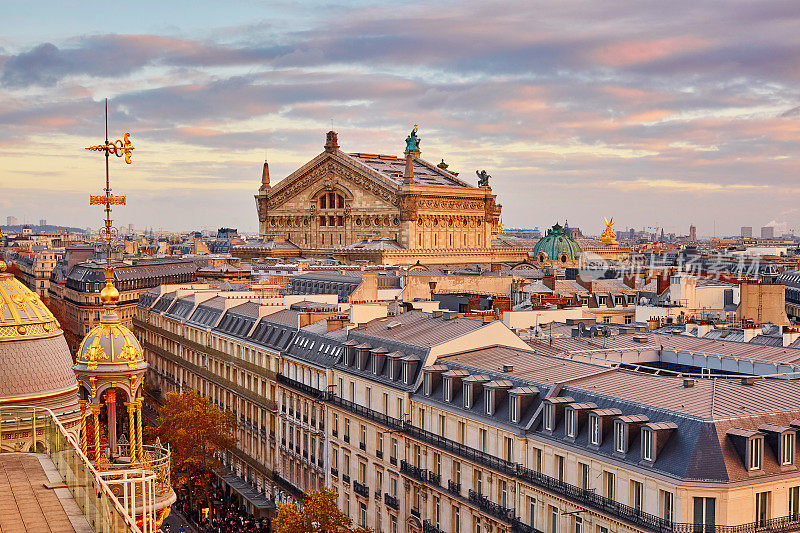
[589,326,598,337]
[639,296,648,305]
[533,325,543,337]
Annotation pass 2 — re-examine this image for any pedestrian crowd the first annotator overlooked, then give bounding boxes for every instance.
[164,487,270,533]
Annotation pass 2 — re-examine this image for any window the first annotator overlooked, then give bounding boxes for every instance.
[549,505,559,533]
[444,377,452,402]
[693,497,716,530]
[454,461,461,486]
[661,490,674,522]
[504,437,514,462]
[475,470,483,495]
[604,471,615,500]
[579,463,590,490]
[783,433,795,465]
[479,428,487,452]
[402,362,410,384]
[458,421,466,444]
[756,492,770,525]
[543,403,554,431]
[510,395,519,423]
[631,480,643,512]
[789,486,800,518]
[360,503,367,528]
[391,516,398,533]
[424,373,432,395]
[485,388,494,415]
[614,421,626,453]
[575,516,583,533]
[383,393,389,414]
[434,496,441,528]
[454,506,460,533]
[528,496,537,528]
[475,517,482,533]
[642,428,654,461]
[434,452,442,477]
[464,383,472,409]
[566,408,576,437]
[750,437,763,470]
[556,455,565,482]
[391,438,398,462]
[439,414,446,437]
[535,447,543,473]
[377,433,383,456]
[500,479,508,508]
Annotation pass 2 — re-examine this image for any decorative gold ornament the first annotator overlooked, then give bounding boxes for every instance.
[85,336,109,370]
[85,132,134,164]
[601,217,618,244]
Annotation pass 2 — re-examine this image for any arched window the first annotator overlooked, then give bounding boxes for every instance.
[320,195,327,209]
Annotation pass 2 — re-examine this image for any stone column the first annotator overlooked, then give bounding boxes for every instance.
[136,398,144,463]
[126,402,137,464]
[78,400,88,457]
[107,389,117,458]
[92,404,101,465]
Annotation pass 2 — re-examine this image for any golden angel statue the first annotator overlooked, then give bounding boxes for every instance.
[601,217,618,244]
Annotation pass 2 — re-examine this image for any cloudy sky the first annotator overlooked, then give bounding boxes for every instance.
[1,0,799,237]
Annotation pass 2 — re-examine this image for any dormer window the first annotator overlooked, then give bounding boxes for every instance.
[372,356,378,375]
[424,373,432,396]
[510,395,519,423]
[444,377,452,402]
[464,383,473,409]
[543,403,554,431]
[783,433,795,465]
[565,408,576,438]
[485,389,495,415]
[642,428,654,462]
[614,420,626,453]
[750,437,763,470]
[402,361,410,384]
[589,415,600,445]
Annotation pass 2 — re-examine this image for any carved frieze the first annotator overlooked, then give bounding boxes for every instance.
[267,159,399,210]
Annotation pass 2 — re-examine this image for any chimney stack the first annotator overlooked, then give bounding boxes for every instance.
[404,152,414,184]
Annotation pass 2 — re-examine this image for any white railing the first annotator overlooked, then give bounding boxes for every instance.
[0,405,150,533]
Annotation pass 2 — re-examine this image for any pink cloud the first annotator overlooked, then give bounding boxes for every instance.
[590,36,712,67]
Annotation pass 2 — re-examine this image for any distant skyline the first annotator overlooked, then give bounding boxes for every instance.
[1,0,799,236]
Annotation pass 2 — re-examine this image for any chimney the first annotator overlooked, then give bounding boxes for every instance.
[325,130,339,153]
[576,273,593,292]
[543,274,555,290]
[622,274,637,289]
[260,161,270,191]
[656,274,670,295]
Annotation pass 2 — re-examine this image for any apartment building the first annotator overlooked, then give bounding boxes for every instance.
[136,288,800,533]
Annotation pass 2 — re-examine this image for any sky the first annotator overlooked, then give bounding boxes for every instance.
[1,0,799,238]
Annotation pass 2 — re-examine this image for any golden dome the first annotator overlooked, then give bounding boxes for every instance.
[75,307,144,371]
[0,273,61,341]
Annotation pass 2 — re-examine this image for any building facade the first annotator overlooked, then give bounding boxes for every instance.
[252,130,513,264]
[136,287,800,533]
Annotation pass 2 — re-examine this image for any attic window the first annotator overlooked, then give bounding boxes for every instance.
[510,395,519,423]
[565,408,576,438]
[402,361,410,385]
[444,377,452,402]
[642,428,654,462]
[464,383,473,409]
[614,420,626,453]
[372,355,378,375]
[783,433,795,465]
[485,389,495,416]
[589,415,600,446]
[543,403,554,431]
[750,437,763,470]
[424,373,432,396]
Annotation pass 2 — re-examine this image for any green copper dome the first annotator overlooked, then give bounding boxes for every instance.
[531,222,581,263]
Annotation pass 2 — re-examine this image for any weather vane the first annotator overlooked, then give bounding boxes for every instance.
[85,98,133,274]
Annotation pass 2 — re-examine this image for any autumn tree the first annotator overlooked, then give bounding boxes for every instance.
[146,389,237,504]
[274,487,371,533]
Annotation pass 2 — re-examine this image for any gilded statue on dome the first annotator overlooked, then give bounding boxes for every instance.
[601,217,618,244]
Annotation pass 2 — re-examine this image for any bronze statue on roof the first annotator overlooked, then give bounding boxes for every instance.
[476,169,491,187]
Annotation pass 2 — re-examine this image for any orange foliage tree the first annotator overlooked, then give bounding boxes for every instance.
[274,487,371,533]
[146,389,237,502]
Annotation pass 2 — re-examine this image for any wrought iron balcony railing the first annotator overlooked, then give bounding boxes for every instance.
[384,493,399,510]
[400,460,427,482]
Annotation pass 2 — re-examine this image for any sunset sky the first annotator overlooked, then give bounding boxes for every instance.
[1,0,799,237]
